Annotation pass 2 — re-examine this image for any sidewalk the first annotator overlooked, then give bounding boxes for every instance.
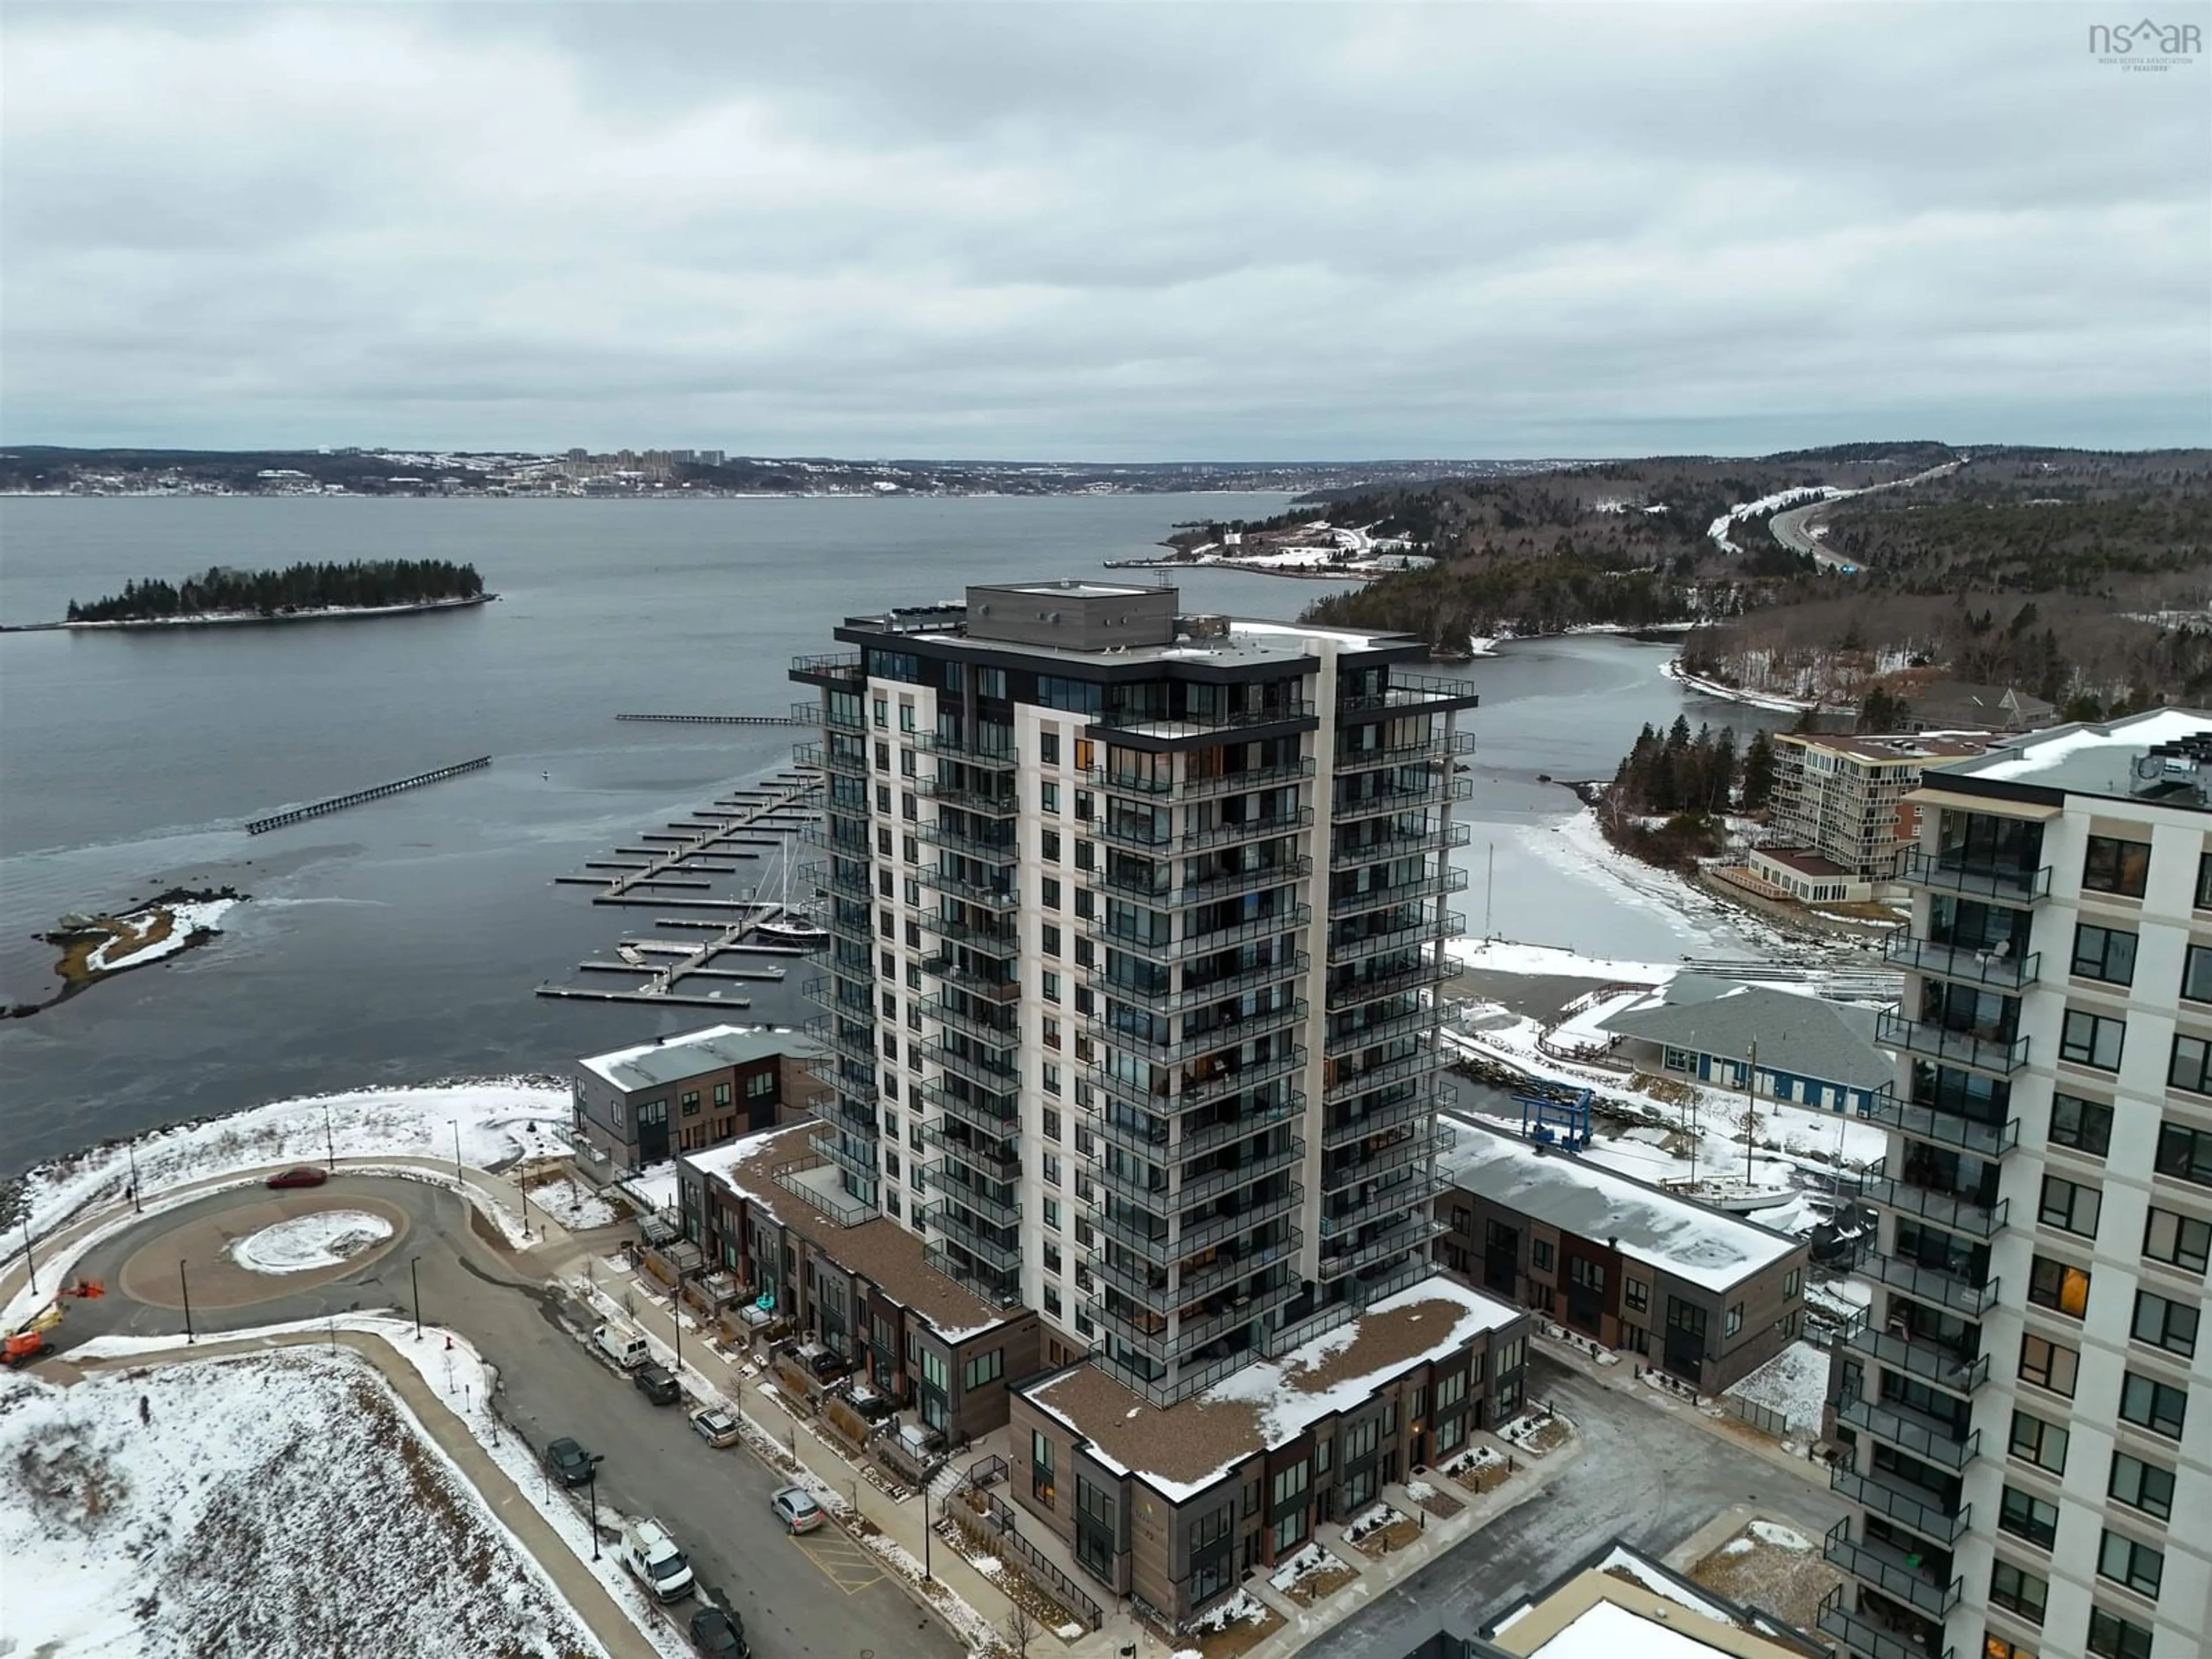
[70,1327,661,1659]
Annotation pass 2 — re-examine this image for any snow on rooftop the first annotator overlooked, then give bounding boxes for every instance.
[1958,709,2212,783]
[1226,619,1390,649]
[1526,1597,1737,1659]
[575,1024,794,1091]
[1440,1117,1801,1291]
[1589,1548,1740,1625]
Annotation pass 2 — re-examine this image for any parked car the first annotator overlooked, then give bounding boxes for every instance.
[265,1166,328,1189]
[634,1363,680,1406]
[688,1605,748,1658]
[690,1406,741,1448]
[544,1437,596,1487]
[769,1486,825,1535]
[592,1322,650,1370]
[620,1518,695,1602]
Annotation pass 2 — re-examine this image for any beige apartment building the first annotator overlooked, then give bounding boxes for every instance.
[1768,733,1993,885]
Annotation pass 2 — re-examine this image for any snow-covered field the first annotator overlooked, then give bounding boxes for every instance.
[228,1209,395,1274]
[524,1175,623,1230]
[0,1350,604,1659]
[16,1080,571,1242]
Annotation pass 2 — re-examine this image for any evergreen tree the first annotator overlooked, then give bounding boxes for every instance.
[1741,730,1778,811]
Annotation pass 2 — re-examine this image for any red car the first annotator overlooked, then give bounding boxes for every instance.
[266,1166,328,1189]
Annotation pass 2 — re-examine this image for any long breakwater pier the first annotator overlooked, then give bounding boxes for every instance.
[245,756,491,835]
[539,767,825,1009]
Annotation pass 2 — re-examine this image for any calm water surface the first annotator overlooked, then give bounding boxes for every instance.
[0,497,1774,1175]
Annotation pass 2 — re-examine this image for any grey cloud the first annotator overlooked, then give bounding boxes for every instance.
[1,2,2205,456]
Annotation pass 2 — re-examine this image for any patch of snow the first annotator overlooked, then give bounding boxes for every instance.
[1722,1342,1835,1437]
[1594,1545,1737,1623]
[1268,1541,1346,1590]
[1721,1537,1756,1556]
[228,1210,395,1274]
[1749,1521,1812,1551]
[521,1175,622,1230]
[84,897,239,972]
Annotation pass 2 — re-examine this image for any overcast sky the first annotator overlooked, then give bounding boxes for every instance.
[4,4,2206,459]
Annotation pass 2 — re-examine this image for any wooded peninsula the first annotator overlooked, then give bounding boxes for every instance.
[66,559,487,624]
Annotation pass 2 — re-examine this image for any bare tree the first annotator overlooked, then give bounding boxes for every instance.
[1002,1602,1040,1659]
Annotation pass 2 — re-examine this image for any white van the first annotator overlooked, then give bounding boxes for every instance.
[620,1518,695,1602]
[592,1322,650,1370]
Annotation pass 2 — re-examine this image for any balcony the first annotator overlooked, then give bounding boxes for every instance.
[1175,757,1316,800]
[1866,1252,2000,1318]
[1844,1323,1990,1396]
[1086,906,1313,965]
[1323,1048,1438,1108]
[1883,933,2041,991]
[1162,1101,1304,1163]
[790,651,865,687]
[1876,1010,2028,1075]
[1325,1004,1436,1055]
[1835,1390,1982,1472]
[916,774,1019,814]
[1091,698,1317,738]
[1328,914,1466,964]
[1861,1089,2018,1160]
[923,1084,1021,1142]
[1320,1125,1451,1191]
[1823,1520,1963,1621]
[1090,951,1311,1017]
[1324,952,1456,1009]
[1339,672,1481,714]
[1322,1171,1444,1232]
[1331,774,1474,821]
[916,865,1018,911]
[1172,1277,1302,1354]
[1322,1084,1431,1144]
[810,1130,880,1181]
[1817,1585,1955,1659]
[1828,1464,1971,1546]
[1101,855,1314,913]
[925,1203,1022,1271]
[1316,1213,1442,1280]
[1327,865,1471,919]
[929,914,1020,954]
[1899,847,2050,906]
[1331,819,1472,868]
[1175,1047,1307,1108]
[1333,730,1476,775]
[930,1173,1021,1230]
[916,821,1020,863]
[1090,1251,1174,1311]
[921,1039,1021,1092]
[913,733,1018,770]
[1090,999,1307,1070]
[809,1093,877,1137]
[922,1119,1021,1181]
[923,995,1022,1047]
[1090,1206,1177,1266]
[1861,1161,2008,1239]
[1176,810,1317,854]
[804,1015,878,1069]
[919,955,1020,1003]
[925,1244,1021,1308]
[793,739,870,778]
[1172,1184,1302,1256]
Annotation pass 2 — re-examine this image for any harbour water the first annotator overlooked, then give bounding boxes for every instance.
[0,496,1781,1176]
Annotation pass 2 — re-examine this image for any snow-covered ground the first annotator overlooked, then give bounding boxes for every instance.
[1723,1342,1834,1437]
[1706,486,1849,557]
[621,1160,681,1214]
[83,897,240,972]
[1447,937,1680,984]
[16,1080,571,1243]
[1662,656,1820,713]
[228,1209,395,1274]
[0,1347,606,1659]
[524,1175,623,1229]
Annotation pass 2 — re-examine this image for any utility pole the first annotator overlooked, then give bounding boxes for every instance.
[127,1139,143,1213]
[410,1255,423,1340]
[1484,843,1495,939]
[451,1120,464,1190]
[323,1104,336,1172]
[21,1220,36,1296]
[179,1260,195,1343]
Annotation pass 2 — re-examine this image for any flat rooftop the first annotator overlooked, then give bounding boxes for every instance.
[1782,732,1992,763]
[1022,1274,1521,1502]
[577,1024,799,1093]
[1753,847,1848,877]
[983,579,1156,599]
[685,1124,1011,1343]
[1438,1118,1802,1292]
[1935,707,2212,807]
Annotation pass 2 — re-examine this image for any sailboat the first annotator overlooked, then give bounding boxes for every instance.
[752,835,830,947]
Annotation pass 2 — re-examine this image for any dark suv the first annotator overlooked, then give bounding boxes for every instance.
[544,1437,597,1487]
[634,1362,681,1406]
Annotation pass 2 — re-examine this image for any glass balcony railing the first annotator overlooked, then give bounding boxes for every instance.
[1843,1323,1990,1396]
[1817,1585,1955,1659]
[1866,1252,2001,1317]
[1835,1391,1981,1472]
[1898,848,2050,906]
[1828,1465,1971,1545]
[1882,933,2041,990]
[1330,819,1472,869]
[1861,1161,2008,1238]
[1861,1088,2018,1160]
[1876,1009,2029,1075]
[1822,1520,1963,1621]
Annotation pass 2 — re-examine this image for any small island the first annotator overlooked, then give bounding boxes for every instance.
[60,558,490,627]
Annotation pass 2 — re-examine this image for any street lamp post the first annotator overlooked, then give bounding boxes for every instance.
[410,1255,423,1340]
[179,1260,195,1343]
[323,1104,336,1172]
[587,1457,606,1559]
[21,1220,36,1297]
[126,1139,142,1214]
[450,1120,464,1190]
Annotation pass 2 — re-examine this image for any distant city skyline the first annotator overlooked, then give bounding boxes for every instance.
[3,5,2206,457]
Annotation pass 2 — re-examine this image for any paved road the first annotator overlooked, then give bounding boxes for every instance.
[56,1177,961,1659]
[1297,1353,1851,1659]
[1768,459,1962,571]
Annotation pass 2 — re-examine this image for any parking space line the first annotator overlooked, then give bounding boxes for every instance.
[793,1529,885,1594]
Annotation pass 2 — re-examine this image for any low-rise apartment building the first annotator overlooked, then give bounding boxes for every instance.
[1597,972,1894,1116]
[1007,1274,1529,1627]
[573,1025,823,1169]
[679,1124,1040,1445]
[1435,1118,1808,1392]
